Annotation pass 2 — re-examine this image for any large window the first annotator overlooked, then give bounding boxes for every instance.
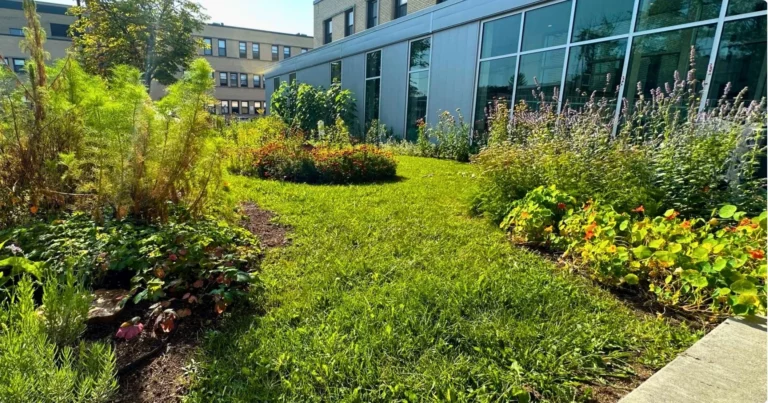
[480,14,521,59]
[229,73,238,87]
[514,49,566,109]
[521,1,571,51]
[240,73,248,87]
[367,0,379,28]
[218,39,226,57]
[272,45,279,61]
[571,0,633,42]
[405,37,430,141]
[12,58,25,73]
[395,0,407,19]
[563,39,627,109]
[707,16,767,102]
[232,101,240,115]
[219,72,228,86]
[636,0,721,31]
[241,101,249,115]
[221,100,229,114]
[50,23,69,37]
[324,19,333,44]
[474,57,517,134]
[727,0,767,15]
[203,38,212,55]
[345,9,354,36]
[330,60,342,84]
[239,42,247,58]
[284,47,291,59]
[253,74,261,88]
[365,50,382,127]
[624,25,716,106]
[252,43,260,59]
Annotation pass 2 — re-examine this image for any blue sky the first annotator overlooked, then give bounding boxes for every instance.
[45,0,314,36]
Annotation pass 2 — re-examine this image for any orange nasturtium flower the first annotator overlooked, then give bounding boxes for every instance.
[665,210,679,221]
[749,249,765,260]
[680,220,692,230]
[520,211,531,220]
[584,230,595,240]
[632,205,645,213]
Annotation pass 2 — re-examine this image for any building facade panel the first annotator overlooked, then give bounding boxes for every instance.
[427,21,479,125]
[297,62,331,88]
[379,41,408,137]
[340,52,366,127]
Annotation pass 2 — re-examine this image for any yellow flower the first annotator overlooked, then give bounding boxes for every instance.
[544,226,553,233]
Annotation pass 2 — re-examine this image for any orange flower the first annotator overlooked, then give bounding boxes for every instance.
[608,245,617,253]
[739,218,751,227]
[680,220,692,230]
[520,211,531,220]
[665,210,679,220]
[632,205,644,213]
[749,249,765,260]
[584,230,595,240]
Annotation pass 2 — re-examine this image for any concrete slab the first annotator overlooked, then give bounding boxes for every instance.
[620,316,767,403]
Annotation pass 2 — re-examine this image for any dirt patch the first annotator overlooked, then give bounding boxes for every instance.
[240,201,290,248]
[83,203,288,402]
[582,364,654,403]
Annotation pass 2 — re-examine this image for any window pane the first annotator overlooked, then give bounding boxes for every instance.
[522,1,571,51]
[230,73,237,87]
[708,16,767,103]
[409,38,431,71]
[480,14,521,59]
[240,73,248,87]
[727,0,767,15]
[331,61,342,83]
[239,42,246,58]
[406,70,429,141]
[366,52,381,78]
[624,25,716,107]
[636,0,721,31]
[204,38,212,55]
[289,73,296,84]
[274,77,280,90]
[365,78,381,125]
[563,39,627,110]
[571,0,633,42]
[514,49,566,109]
[474,56,516,134]
[219,72,227,86]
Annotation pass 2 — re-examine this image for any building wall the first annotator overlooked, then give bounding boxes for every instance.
[313,0,443,48]
[0,0,74,63]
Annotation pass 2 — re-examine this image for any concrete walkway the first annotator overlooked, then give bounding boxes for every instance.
[620,316,767,403]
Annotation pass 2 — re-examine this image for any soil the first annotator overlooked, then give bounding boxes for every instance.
[85,203,288,403]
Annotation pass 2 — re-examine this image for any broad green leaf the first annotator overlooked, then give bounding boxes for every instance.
[713,258,727,272]
[731,280,757,296]
[619,220,629,231]
[718,205,737,219]
[691,247,709,261]
[649,239,664,249]
[682,270,708,288]
[736,294,759,307]
[632,246,652,259]
[624,273,639,285]
[667,243,682,254]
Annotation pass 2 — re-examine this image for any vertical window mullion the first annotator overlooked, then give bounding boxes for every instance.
[699,0,731,112]
[557,0,578,113]
[611,0,642,135]
[510,12,526,118]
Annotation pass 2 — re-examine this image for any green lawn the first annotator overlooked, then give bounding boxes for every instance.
[188,156,700,402]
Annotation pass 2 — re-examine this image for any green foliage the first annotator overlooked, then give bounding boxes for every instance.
[0,276,117,402]
[381,110,474,162]
[503,187,767,316]
[186,157,699,402]
[69,0,207,87]
[248,140,397,184]
[0,211,261,305]
[42,269,91,346]
[224,115,290,174]
[271,82,357,136]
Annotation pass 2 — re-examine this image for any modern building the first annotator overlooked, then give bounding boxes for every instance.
[0,0,313,120]
[268,0,767,139]
[313,0,449,48]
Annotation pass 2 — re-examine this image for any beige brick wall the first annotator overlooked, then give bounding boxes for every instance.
[0,5,73,62]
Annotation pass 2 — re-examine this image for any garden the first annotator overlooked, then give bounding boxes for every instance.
[0,1,765,402]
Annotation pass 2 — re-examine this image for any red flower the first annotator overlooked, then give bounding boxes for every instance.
[557,202,566,210]
[632,205,644,213]
[168,253,178,262]
[680,220,691,229]
[665,210,679,221]
[584,230,595,240]
[749,249,765,260]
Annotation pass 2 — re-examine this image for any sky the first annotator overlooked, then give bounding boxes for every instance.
[43,0,315,36]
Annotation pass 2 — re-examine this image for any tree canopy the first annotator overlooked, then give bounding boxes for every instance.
[69,0,207,88]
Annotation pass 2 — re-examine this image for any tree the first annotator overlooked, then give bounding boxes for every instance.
[69,0,206,89]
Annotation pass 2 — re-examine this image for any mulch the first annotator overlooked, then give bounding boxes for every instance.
[85,202,288,403]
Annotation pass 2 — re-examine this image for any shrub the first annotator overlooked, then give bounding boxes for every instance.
[248,141,397,184]
[0,211,261,307]
[0,276,117,402]
[472,70,766,221]
[500,186,767,317]
[42,269,91,346]
[271,81,357,136]
[225,116,290,174]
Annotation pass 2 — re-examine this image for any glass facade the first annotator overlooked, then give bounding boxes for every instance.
[406,38,431,141]
[331,61,342,84]
[365,51,382,127]
[470,0,767,133]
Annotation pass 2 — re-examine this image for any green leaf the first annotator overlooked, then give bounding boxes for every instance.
[718,205,737,219]
[691,247,709,261]
[731,280,757,296]
[624,274,639,285]
[0,257,42,278]
[667,243,682,254]
[619,220,629,231]
[649,239,664,250]
[632,246,652,259]
[713,258,727,272]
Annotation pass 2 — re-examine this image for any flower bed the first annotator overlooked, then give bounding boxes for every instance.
[248,142,397,184]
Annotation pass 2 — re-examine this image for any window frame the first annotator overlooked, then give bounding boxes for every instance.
[364,49,383,130]
[394,0,407,19]
[271,45,279,61]
[12,58,25,73]
[404,36,432,139]
[273,77,280,91]
[240,101,250,115]
[219,72,228,86]
[229,72,238,87]
[252,43,260,59]
[253,74,262,88]
[330,60,343,84]
[49,23,69,37]
[289,72,297,84]
[239,41,247,58]
[220,100,230,114]
[345,9,355,37]
[218,39,227,57]
[367,0,379,28]
[324,18,333,44]
[231,100,240,115]
[203,38,213,55]
[240,73,248,87]
[284,46,291,59]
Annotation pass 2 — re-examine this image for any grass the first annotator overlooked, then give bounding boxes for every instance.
[187,156,701,402]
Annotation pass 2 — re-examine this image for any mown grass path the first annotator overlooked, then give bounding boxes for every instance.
[189,157,700,402]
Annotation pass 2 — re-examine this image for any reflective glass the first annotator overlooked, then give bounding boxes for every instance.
[522,1,571,51]
[708,16,767,102]
[474,56,516,133]
[636,0,721,31]
[481,14,521,58]
[514,49,566,109]
[563,39,627,109]
[406,70,429,141]
[571,0,633,42]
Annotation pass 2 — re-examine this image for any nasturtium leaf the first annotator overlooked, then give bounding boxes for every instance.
[718,205,737,219]
[663,209,676,218]
[633,246,652,259]
[736,294,759,307]
[682,270,708,288]
[713,258,727,272]
[649,239,664,250]
[730,279,757,296]
[619,220,629,231]
[715,287,730,296]
[691,247,709,261]
[667,243,682,254]
[624,274,639,285]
